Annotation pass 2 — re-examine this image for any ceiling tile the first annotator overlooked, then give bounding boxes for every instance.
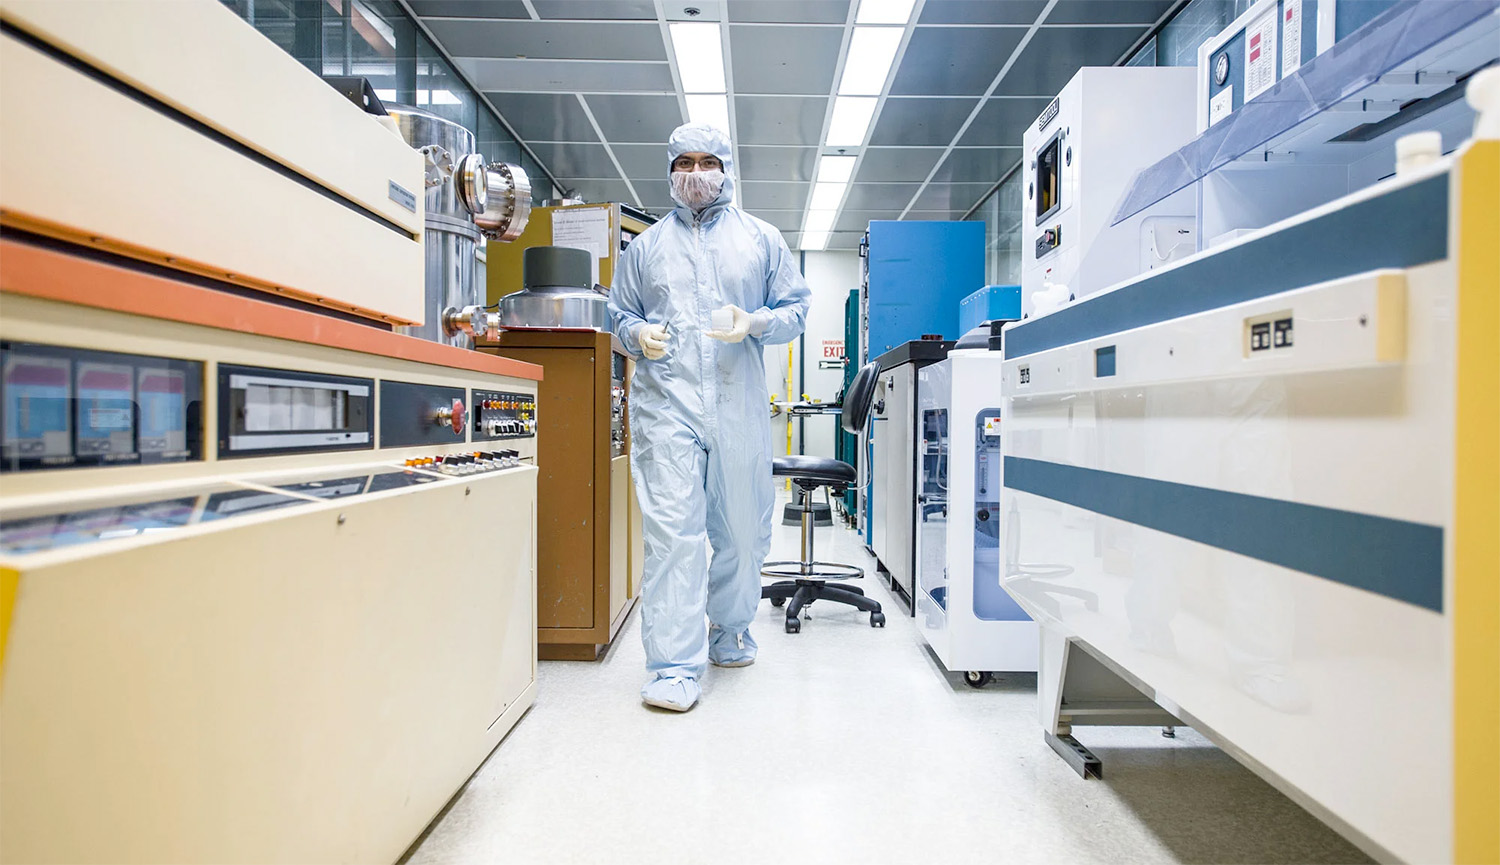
[570,178,636,204]
[868,98,976,146]
[918,0,1047,24]
[734,96,826,145]
[995,26,1147,96]
[957,97,1054,146]
[486,92,598,141]
[727,0,851,24]
[738,181,809,210]
[752,210,807,231]
[835,209,903,232]
[737,146,817,182]
[458,58,674,92]
[731,26,842,95]
[523,142,620,178]
[843,182,922,210]
[852,147,945,183]
[889,26,1025,96]
[425,20,668,61]
[781,230,802,247]
[532,0,657,19]
[611,143,668,177]
[409,0,530,18]
[1045,1,1176,25]
[584,94,684,143]
[912,182,995,211]
[827,232,864,249]
[931,147,1022,182]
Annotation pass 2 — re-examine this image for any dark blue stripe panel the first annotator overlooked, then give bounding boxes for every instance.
[1006,173,1449,359]
[1003,457,1444,613]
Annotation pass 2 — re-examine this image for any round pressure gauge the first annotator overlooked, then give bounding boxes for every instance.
[1214,52,1230,86]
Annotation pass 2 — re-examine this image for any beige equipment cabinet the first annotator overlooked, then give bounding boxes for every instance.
[0,3,545,861]
[0,243,544,864]
[0,0,426,326]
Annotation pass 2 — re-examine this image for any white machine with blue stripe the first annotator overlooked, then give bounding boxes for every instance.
[998,126,1494,864]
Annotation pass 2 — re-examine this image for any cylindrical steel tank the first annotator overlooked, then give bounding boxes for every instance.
[387,105,484,348]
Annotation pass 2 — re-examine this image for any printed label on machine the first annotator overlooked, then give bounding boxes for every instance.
[1244,8,1278,101]
[75,362,136,459]
[1281,0,1303,78]
[1210,86,1234,126]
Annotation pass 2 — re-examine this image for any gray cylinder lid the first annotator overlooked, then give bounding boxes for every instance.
[524,246,592,290]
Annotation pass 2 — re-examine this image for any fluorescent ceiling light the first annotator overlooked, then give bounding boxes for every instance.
[855,0,917,25]
[816,155,857,184]
[684,93,731,133]
[803,210,837,234]
[838,27,903,96]
[825,97,878,147]
[809,182,847,211]
[669,22,726,93]
[801,230,831,251]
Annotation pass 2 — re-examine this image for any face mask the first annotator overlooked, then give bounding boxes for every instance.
[670,168,725,211]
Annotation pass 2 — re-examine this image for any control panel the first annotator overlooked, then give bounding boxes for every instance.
[472,390,536,441]
[218,364,372,458]
[401,450,523,476]
[379,380,469,448]
[2,341,204,473]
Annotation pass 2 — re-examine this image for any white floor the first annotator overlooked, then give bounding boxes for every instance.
[406,493,1370,865]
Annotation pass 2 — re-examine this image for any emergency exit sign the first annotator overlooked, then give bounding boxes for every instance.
[822,340,844,358]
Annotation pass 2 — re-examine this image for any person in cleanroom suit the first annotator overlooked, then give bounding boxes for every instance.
[608,122,810,712]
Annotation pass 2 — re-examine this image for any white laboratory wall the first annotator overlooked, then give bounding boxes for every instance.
[764,250,860,460]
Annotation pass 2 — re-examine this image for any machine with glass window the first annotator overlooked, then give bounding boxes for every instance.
[913,348,1037,686]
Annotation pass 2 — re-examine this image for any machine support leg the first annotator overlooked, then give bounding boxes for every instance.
[1046,730,1103,780]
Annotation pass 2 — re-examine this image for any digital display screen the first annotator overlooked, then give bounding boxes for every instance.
[75,362,136,461]
[1035,134,1061,224]
[219,365,372,457]
[138,367,189,458]
[1,342,203,472]
[2,352,71,464]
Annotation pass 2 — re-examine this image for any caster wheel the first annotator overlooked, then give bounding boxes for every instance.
[770,596,785,608]
[870,612,886,628]
[785,618,801,634]
[964,671,993,689]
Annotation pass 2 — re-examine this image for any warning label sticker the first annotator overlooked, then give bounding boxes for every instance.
[1245,8,1278,101]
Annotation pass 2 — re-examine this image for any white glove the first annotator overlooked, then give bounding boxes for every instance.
[707,305,757,343]
[637,323,670,360]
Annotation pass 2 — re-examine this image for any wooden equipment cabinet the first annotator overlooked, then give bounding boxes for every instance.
[480,330,642,660]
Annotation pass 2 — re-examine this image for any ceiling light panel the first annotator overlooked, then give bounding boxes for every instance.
[838,27,904,96]
[854,0,918,25]
[669,22,726,93]
[684,93,732,132]
[803,210,837,233]
[809,182,847,210]
[825,96,878,147]
[800,229,831,250]
[815,155,857,184]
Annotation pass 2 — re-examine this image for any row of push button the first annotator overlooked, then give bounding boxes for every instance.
[404,450,521,475]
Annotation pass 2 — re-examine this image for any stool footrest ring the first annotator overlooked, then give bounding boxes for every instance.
[760,561,864,581]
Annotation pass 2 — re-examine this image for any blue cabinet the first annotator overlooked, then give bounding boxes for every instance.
[860,221,986,363]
